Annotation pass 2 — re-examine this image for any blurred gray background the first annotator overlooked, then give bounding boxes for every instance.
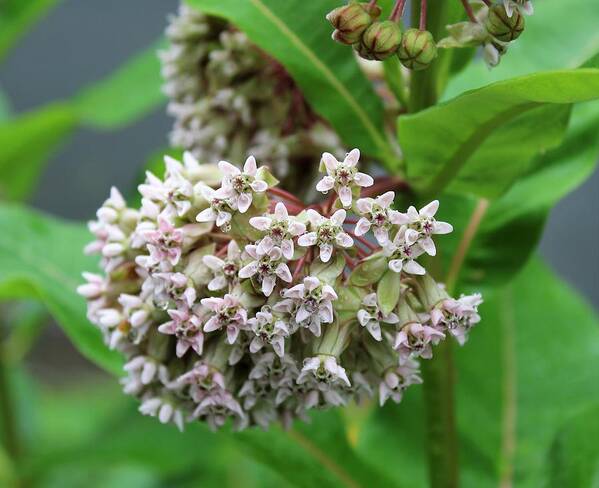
[0,0,597,374]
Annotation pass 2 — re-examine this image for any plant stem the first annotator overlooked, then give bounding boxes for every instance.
[408,2,459,487]
[0,345,20,464]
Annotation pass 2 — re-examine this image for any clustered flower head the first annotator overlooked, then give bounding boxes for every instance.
[79,148,483,431]
[438,0,533,68]
[161,3,344,191]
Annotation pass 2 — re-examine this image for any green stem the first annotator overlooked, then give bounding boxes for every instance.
[408,2,459,487]
[0,346,20,464]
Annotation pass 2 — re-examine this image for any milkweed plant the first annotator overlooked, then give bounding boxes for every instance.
[2,0,598,486]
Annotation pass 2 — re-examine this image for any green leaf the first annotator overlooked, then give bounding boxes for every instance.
[0,204,122,374]
[74,40,165,128]
[0,103,77,201]
[399,67,599,198]
[0,0,60,62]
[376,270,400,316]
[235,409,395,488]
[445,0,599,98]
[310,253,346,285]
[186,0,393,163]
[545,404,599,488]
[455,258,599,486]
[439,100,599,288]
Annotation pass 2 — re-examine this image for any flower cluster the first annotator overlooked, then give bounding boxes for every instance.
[161,3,344,190]
[79,149,482,431]
[438,0,533,68]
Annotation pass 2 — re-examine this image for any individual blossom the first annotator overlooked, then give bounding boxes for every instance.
[298,209,353,263]
[158,306,205,357]
[247,307,290,357]
[177,361,226,402]
[151,271,197,309]
[357,293,399,341]
[430,293,483,345]
[195,184,236,230]
[249,202,306,260]
[191,389,247,431]
[402,200,453,256]
[117,292,156,343]
[201,294,248,344]
[394,322,445,364]
[315,149,373,207]
[202,240,242,291]
[383,226,426,275]
[218,156,268,213]
[355,191,406,245]
[238,243,292,296]
[297,355,351,389]
[139,394,186,431]
[124,355,169,386]
[143,216,184,267]
[378,359,422,406]
[503,0,533,17]
[274,276,337,337]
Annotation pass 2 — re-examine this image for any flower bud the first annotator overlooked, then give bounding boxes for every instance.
[326,3,373,45]
[397,29,437,71]
[359,21,402,60]
[485,4,525,42]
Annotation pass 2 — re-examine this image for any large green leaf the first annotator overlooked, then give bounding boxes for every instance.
[0,204,122,374]
[455,258,599,486]
[438,100,599,288]
[445,0,599,98]
[186,0,393,163]
[545,404,599,488]
[0,103,76,201]
[0,0,60,62]
[74,40,165,128]
[399,67,599,198]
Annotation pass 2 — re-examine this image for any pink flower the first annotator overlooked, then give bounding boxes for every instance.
[201,294,248,344]
[158,306,205,357]
[383,226,426,275]
[378,359,422,406]
[218,156,268,213]
[394,323,445,364]
[401,200,453,257]
[249,202,306,260]
[143,217,184,267]
[248,308,290,357]
[298,355,351,388]
[238,243,292,296]
[357,293,399,341]
[355,191,407,245]
[202,240,242,291]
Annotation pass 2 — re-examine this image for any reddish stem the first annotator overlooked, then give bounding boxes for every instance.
[390,0,407,22]
[419,0,427,30]
[460,0,477,22]
[292,253,308,282]
[348,231,378,252]
[267,187,304,206]
[360,176,411,199]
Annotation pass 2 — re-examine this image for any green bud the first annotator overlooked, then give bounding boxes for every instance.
[397,28,437,71]
[359,21,402,60]
[326,3,373,45]
[485,4,525,42]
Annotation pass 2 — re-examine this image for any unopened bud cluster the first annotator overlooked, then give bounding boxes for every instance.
[438,0,533,68]
[79,149,482,431]
[161,4,343,189]
[326,1,438,71]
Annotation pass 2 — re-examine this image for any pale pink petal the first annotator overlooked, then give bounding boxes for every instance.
[274,202,288,219]
[356,197,373,214]
[298,232,317,247]
[330,209,346,226]
[335,232,353,248]
[354,172,374,187]
[237,193,252,213]
[378,191,395,208]
[262,276,275,296]
[276,264,292,283]
[249,216,271,231]
[344,148,360,167]
[433,221,453,234]
[251,179,268,192]
[421,237,436,256]
[239,261,259,278]
[339,186,352,207]
[419,200,439,218]
[404,260,426,275]
[218,160,240,176]
[243,156,257,175]
[355,218,371,236]
[321,153,338,174]
[388,259,404,273]
[316,176,335,193]
[319,243,333,262]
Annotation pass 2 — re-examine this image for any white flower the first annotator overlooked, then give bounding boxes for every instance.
[378,359,422,406]
[383,226,426,275]
[297,209,353,263]
[218,156,268,213]
[139,395,185,431]
[401,200,453,257]
[202,240,242,291]
[247,308,289,357]
[357,293,399,341]
[503,0,533,17]
[394,322,445,364]
[297,355,351,388]
[249,202,306,260]
[238,243,292,296]
[143,217,184,267]
[274,276,337,337]
[355,191,407,245]
[196,184,235,230]
[124,356,168,386]
[201,294,248,344]
[315,148,373,207]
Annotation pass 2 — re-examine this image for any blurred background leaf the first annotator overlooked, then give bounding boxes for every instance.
[0,0,61,62]
[0,204,122,374]
[187,0,394,164]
